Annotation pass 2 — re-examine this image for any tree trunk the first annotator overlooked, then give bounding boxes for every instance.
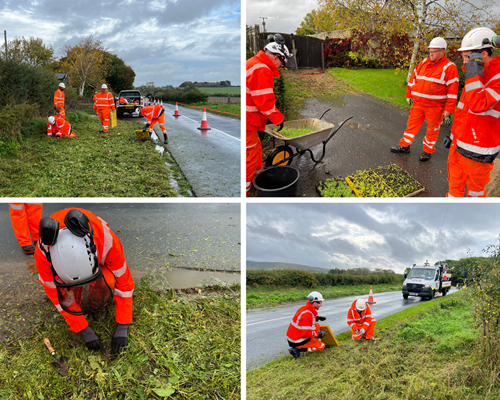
[79,81,85,96]
[407,40,421,83]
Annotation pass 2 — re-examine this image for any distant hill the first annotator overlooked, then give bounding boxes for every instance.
[246,261,329,273]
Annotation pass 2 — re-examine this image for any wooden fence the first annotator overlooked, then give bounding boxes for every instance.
[208,96,241,104]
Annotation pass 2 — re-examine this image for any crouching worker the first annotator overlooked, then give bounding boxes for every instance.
[142,103,168,144]
[286,291,328,359]
[347,299,376,341]
[47,115,75,138]
[35,208,135,354]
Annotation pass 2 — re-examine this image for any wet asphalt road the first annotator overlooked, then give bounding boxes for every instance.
[0,203,241,288]
[246,288,459,370]
[278,95,450,197]
[155,103,241,197]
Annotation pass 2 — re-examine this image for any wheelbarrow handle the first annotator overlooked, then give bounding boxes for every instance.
[324,116,354,145]
[319,109,331,120]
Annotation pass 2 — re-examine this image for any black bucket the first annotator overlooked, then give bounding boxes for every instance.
[253,166,300,197]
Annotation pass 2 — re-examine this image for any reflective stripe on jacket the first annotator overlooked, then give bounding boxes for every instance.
[35,208,134,332]
[406,55,459,114]
[95,91,116,111]
[54,88,65,109]
[142,104,164,125]
[451,57,500,163]
[347,300,374,330]
[286,301,319,347]
[246,50,284,132]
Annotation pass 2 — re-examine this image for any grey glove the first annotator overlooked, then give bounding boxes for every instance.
[317,316,326,321]
[443,134,452,149]
[276,121,284,132]
[359,328,366,335]
[111,324,129,354]
[81,326,104,353]
[317,330,326,339]
[464,52,483,80]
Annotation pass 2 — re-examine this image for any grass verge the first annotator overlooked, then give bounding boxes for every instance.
[247,292,499,400]
[328,68,410,109]
[0,279,241,400]
[0,111,192,197]
[247,284,401,309]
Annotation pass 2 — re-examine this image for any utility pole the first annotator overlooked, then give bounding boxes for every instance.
[4,30,7,61]
[259,17,268,33]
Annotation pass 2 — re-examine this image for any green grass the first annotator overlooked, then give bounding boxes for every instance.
[0,279,241,400]
[328,68,410,108]
[247,292,498,400]
[246,284,402,309]
[197,87,241,95]
[0,111,192,197]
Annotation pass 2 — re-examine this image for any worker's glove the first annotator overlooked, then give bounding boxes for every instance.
[81,326,104,353]
[443,134,452,149]
[406,98,413,106]
[111,324,129,354]
[464,52,483,80]
[142,123,150,132]
[442,115,452,125]
[54,106,58,112]
[354,329,360,335]
[317,330,326,339]
[359,328,366,335]
[316,316,327,321]
[276,121,284,132]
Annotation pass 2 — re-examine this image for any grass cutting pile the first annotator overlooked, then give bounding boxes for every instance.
[277,127,314,138]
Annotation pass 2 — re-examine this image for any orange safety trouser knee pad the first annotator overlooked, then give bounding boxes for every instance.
[99,109,111,132]
[447,144,493,197]
[246,131,263,197]
[9,203,43,247]
[399,103,444,154]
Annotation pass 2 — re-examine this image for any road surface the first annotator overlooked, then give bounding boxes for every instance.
[246,288,459,370]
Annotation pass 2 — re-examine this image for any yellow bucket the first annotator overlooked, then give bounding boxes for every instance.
[135,129,150,140]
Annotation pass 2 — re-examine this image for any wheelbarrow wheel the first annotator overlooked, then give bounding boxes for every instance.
[266,145,293,167]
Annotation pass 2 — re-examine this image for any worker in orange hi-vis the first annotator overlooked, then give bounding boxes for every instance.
[391,37,459,162]
[141,103,168,144]
[47,115,75,138]
[95,84,115,134]
[35,208,134,354]
[8,203,43,254]
[54,82,65,119]
[246,35,292,196]
[347,299,377,342]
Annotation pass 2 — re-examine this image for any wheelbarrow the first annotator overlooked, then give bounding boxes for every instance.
[262,109,353,167]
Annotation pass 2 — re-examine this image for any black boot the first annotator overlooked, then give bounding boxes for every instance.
[288,348,300,359]
[391,145,410,153]
[163,133,168,144]
[419,151,431,162]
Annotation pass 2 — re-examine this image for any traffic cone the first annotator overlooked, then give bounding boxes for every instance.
[161,100,164,109]
[197,107,211,131]
[367,285,376,305]
[173,102,181,117]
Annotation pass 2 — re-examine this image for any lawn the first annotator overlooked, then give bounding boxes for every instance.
[197,87,241,95]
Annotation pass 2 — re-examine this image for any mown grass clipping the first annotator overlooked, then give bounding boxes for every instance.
[0,279,241,399]
[0,111,190,197]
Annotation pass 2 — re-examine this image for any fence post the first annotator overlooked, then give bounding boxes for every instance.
[228,96,230,104]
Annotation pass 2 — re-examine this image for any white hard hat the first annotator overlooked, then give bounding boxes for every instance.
[458,27,496,51]
[264,42,292,63]
[355,299,366,311]
[50,228,98,283]
[101,84,108,89]
[428,37,447,49]
[48,116,55,125]
[307,291,324,302]
[59,82,65,89]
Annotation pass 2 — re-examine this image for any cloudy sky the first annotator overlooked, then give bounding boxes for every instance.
[1,0,241,87]
[247,203,500,274]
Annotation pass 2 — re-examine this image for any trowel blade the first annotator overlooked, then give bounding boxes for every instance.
[51,356,69,376]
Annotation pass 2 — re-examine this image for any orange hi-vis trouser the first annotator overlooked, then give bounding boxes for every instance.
[56,107,65,120]
[351,319,376,340]
[8,203,43,247]
[246,130,263,197]
[399,102,445,154]
[98,108,111,132]
[447,142,493,197]
[149,113,167,134]
[296,323,326,352]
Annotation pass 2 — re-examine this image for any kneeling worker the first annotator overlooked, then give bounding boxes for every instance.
[47,115,75,138]
[347,299,376,341]
[286,291,328,359]
[35,208,135,354]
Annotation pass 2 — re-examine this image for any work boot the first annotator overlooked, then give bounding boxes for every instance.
[22,245,35,255]
[324,345,331,349]
[288,348,300,360]
[99,130,106,134]
[419,151,431,162]
[390,145,410,153]
[163,133,168,144]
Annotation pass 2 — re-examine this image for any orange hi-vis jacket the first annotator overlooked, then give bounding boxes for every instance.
[451,57,500,163]
[54,88,65,111]
[406,55,459,115]
[35,208,134,333]
[246,50,284,146]
[286,301,320,347]
[347,300,375,335]
[47,114,74,137]
[95,91,116,112]
[119,97,128,105]
[142,104,164,125]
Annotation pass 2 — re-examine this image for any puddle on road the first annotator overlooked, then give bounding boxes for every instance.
[131,268,240,289]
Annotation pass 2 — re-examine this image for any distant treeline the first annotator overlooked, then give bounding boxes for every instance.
[179,80,232,88]
[247,268,404,288]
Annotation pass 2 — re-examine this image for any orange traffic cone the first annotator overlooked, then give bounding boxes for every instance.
[161,100,164,109]
[173,102,181,117]
[197,107,211,131]
[367,285,376,305]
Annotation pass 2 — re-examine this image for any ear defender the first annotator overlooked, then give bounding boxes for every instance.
[64,209,93,237]
[39,218,60,246]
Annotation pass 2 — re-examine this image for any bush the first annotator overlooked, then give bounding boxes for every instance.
[158,87,208,104]
[21,117,47,137]
[0,135,21,156]
[0,103,40,140]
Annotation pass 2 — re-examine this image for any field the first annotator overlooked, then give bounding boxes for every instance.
[197,87,241,95]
